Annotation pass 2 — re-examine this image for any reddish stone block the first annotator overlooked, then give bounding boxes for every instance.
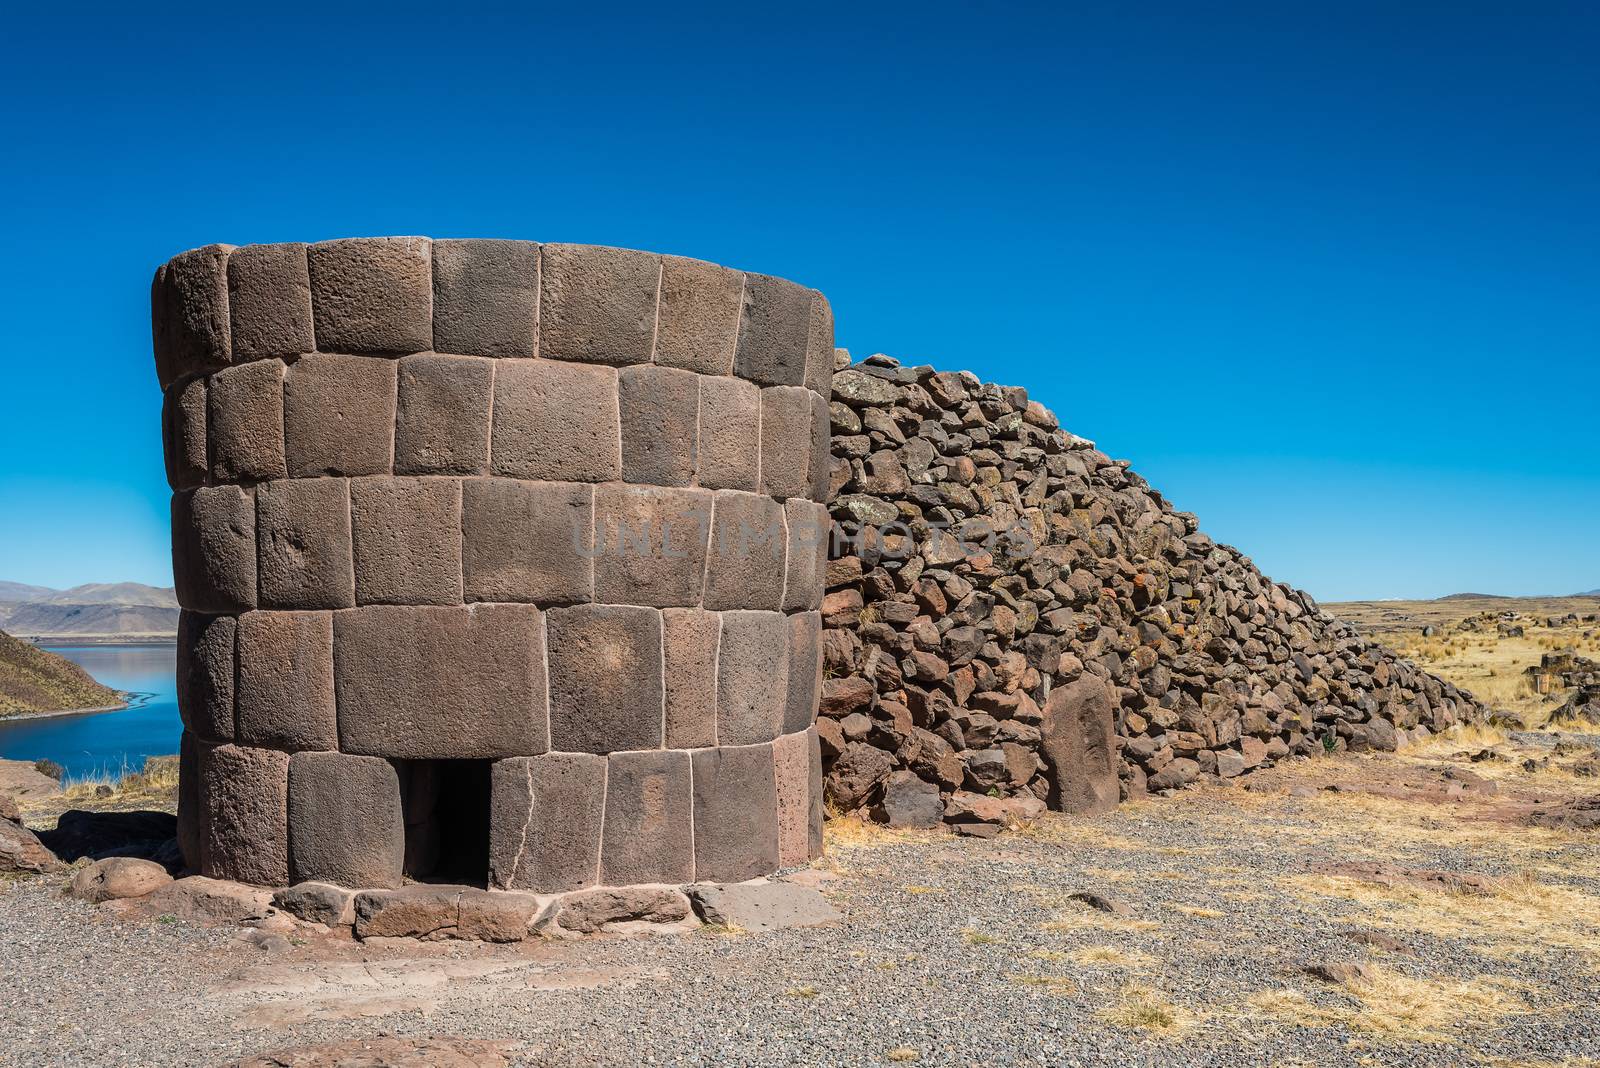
[228,242,314,361]
[704,491,785,611]
[489,752,605,893]
[806,726,824,859]
[662,608,718,749]
[592,485,711,608]
[808,389,831,503]
[153,244,232,388]
[654,256,741,375]
[783,611,822,735]
[176,612,235,744]
[350,477,463,606]
[716,610,788,745]
[773,729,813,868]
[803,292,834,398]
[288,752,404,889]
[200,743,289,886]
[162,378,207,490]
[431,238,539,358]
[490,359,620,482]
[394,353,494,475]
[538,244,659,366]
[691,743,778,882]
[236,611,337,752]
[619,364,699,487]
[208,359,286,483]
[255,478,355,610]
[283,354,397,478]
[696,375,760,492]
[601,749,693,885]
[782,499,829,611]
[335,604,547,759]
[172,486,257,614]
[462,478,593,605]
[734,273,811,387]
[759,386,813,500]
[307,237,432,355]
[546,605,663,754]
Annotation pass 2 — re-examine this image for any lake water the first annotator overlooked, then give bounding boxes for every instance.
[0,644,181,781]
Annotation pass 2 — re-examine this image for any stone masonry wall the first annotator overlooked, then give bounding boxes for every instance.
[155,238,833,891]
[817,354,1490,830]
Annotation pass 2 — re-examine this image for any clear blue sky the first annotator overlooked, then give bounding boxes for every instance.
[1,5,1594,602]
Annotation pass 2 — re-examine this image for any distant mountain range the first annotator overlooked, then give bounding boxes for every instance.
[0,582,178,640]
[1437,590,1599,601]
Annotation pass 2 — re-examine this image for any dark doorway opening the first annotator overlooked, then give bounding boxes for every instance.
[397,759,492,886]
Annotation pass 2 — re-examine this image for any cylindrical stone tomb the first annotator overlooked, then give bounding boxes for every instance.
[155,238,832,891]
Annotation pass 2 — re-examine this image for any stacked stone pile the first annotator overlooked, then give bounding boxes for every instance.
[817,354,1489,828]
[1532,653,1600,726]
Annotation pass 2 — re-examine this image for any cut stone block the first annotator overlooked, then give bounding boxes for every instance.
[152,244,232,388]
[431,238,539,358]
[734,273,811,387]
[538,244,658,366]
[272,881,356,926]
[803,292,834,398]
[177,732,200,871]
[691,743,778,883]
[806,726,824,859]
[236,611,337,752]
[307,237,432,355]
[288,752,404,889]
[618,364,699,487]
[654,255,741,375]
[783,611,822,736]
[489,752,605,893]
[335,604,547,759]
[600,749,693,885]
[457,889,543,942]
[394,353,493,476]
[716,610,788,746]
[782,499,829,611]
[462,478,592,605]
[255,478,355,610]
[176,612,235,744]
[808,389,831,503]
[199,743,289,886]
[759,386,813,500]
[695,375,760,492]
[283,354,397,478]
[172,486,257,614]
[350,477,463,606]
[773,729,814,868]
[546,605,663,754]
[1041,675,1121,815]
[228,242,314,361]
[208,359,286,483]
[162,378,207,490]
[555,886,691,935]
[704,491,785,611]
[662,608,718,749]
[491,358,620,482]
[688,880,838,932]
[592,485,710,608]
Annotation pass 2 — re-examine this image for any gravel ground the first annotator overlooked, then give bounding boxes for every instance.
[3,736,1599,1068]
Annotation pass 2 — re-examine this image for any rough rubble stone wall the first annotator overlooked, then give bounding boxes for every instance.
[154,237,833,890]
[818,355,1490,828]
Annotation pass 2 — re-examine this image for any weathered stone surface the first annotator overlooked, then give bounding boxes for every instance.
[172,486,257,614]
[199,743,289,886]
[335,604,546,759]
[153,244,232,387]
[228,242,315,361]
[288,752,403,888]
[489,753,605,893]
[431,238,539,357]
[716,611,788,745]
[162,378,207,489]
[619,364,699,487]
[704,491,785,611]
[538,244,658,366]
[1041,676,1120,815]
[592,485,710,608]
[696,375,761,491]
[176,612,235,744]
[236,611,337,752]
[70,857,172,903]
[353,885,462,939]
[0,819,62,875]
[546,605,662,753]
[783,499,829,612]
[307,237,433,355]
[208,358,286,483]
[600,750,693,885]
[783,611,822,736]
[141,875,273,923]
[803,293,834,397]
[691,744,778,882]
[491,358,620,482]
[394,353,494,475]
[759,386,815,500]
[735,274,812,387]
[688,881,839,932]
[462,479,593,605]
[807,390,831,502]
[272,881,355,926]
[655,256,741,375]
[662,608,718,749]
[878,770,942,828]
[178,733,200,869]
[772,730,816,866]
[825,741,894,810]
[555,886,691,935]
[282,354,397,477]
[350,476,463,605]
[254,478,355,610]
[457,889,542,942]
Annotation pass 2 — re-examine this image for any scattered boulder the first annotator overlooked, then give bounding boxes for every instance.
[69,857,172,903]
[1315,860,1499,897]
[688,881,841,933]
[1069,890,1134,917]
[0,818,63,875]
[139,875,274,923]
[1305,960,1373,985]
[0,791,19,825]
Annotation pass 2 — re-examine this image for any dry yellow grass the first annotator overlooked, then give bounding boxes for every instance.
[1067,945,1157,969]
[1244,965,1527,1043]
[52,755,180,808]
[1098,984,1196,1035]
